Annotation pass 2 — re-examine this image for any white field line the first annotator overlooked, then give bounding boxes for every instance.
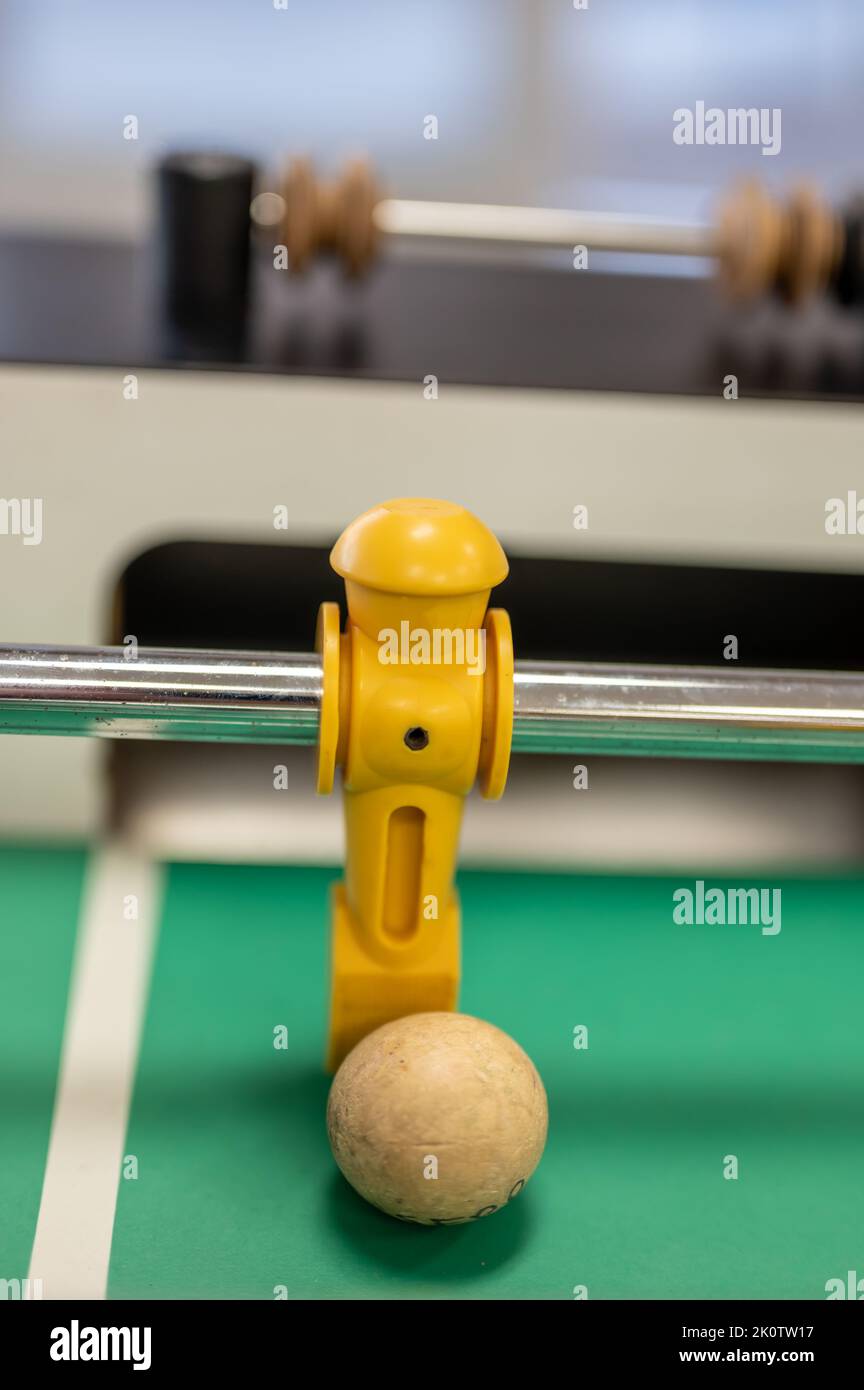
[28,841,163,1299]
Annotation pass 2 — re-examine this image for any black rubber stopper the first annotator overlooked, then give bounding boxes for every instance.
[833,198,864,308]
[157,152,257,334]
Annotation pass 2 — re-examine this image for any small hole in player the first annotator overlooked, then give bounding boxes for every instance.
[403,726,430,752]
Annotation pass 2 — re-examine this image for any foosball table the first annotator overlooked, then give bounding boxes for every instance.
[2,486,863,1301]
[3,118,864,1297]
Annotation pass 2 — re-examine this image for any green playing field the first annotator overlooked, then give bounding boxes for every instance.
[2,846,862,1299]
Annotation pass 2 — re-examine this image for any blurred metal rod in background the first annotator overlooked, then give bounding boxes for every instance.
[373,199,714,259]
[2,645,864,762]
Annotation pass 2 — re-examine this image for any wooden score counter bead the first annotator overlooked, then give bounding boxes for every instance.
[278,156,381,276]
[715,180,842,305]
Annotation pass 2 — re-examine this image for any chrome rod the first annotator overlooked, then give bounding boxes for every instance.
[3,644,864,762]
[0,645,321,745]
[373,199,714,259]
[513,661,864,761]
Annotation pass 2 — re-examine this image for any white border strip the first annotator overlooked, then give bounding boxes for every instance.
[28,841,163,1300]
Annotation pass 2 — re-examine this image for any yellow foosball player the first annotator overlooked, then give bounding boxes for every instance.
[313,498,545,1223]
[316,498,514,1072]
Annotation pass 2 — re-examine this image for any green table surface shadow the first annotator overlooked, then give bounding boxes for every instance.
[106,862,864,1301]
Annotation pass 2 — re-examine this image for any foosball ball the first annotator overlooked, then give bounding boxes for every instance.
[2,498,864,1297]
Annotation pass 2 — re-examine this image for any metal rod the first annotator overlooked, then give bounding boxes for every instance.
[373,198,715,260]
[513,661,864,761]
[0,645,322,745]
[4,644,864,763]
